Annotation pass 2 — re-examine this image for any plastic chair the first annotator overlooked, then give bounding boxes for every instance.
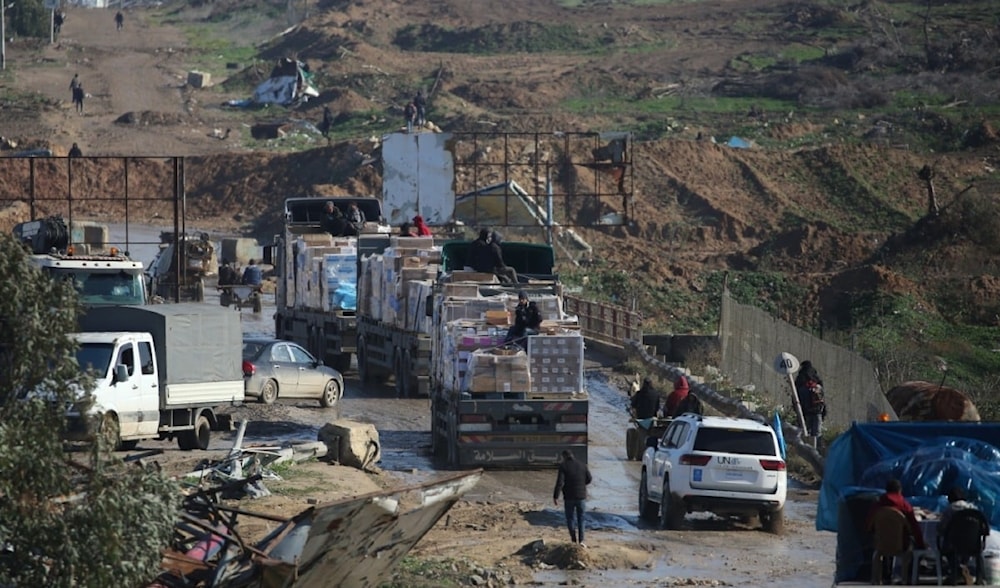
[870,506,913,585]
[911,546,943,586]
[938,509,989,585]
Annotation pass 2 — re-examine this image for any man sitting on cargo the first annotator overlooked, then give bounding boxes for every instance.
[504,290,542,345]
[468,229,516,284]
[321,201,348,237]
[218,259,238,286]
[242,259,263,287]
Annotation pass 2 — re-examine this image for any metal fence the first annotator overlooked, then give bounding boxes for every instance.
[564,294,642,348]
[719,290,896,430]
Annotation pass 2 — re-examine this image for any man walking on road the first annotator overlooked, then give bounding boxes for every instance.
[553,450,592,547]
[115,11,124,32]
[72,84,85,114]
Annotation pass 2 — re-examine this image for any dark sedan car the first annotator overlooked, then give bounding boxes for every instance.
[242,338,343,407]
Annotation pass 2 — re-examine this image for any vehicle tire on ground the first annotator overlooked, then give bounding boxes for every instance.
[178,415,211,451]
[626,427,638,461]
[760,507,785,535]
[358,336,371,385]
[260,379,278,405]
[393,350,405,398]
[251,292,262,314]
[660,479,685,530]
[401,350,414,398]
[331,352,351,373]
[194,279,205,302]
[220,290,232,307]
[638,469,658,521]
[320,379,341,408]
[99,412,122,451]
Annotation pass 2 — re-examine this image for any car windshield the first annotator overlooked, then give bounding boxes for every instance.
[243,341,267,360]
[693,428,777,456]
[76,342,114,377]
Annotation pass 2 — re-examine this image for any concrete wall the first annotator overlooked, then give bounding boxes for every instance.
[718,290,896,430]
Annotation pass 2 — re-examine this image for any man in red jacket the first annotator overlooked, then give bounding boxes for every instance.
[665,376,690,417]
[866,479,926,584]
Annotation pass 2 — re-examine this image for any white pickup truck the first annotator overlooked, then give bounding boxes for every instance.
[69,304,244,450]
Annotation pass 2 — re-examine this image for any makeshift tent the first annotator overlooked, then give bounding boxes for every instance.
[820,422,1000,584]
[252,58,319,107]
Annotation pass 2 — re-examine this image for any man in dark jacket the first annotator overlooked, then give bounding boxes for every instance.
[469,229,516,284]
[468,229,499,273]
[795,360,826,439]
[505,290,542,345]
[321,201,348,237]
[553,450,592,546]
[631,377,660,420]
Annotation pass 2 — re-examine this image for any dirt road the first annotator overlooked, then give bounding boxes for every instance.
[14,6,232,156]
[130,287,837,587]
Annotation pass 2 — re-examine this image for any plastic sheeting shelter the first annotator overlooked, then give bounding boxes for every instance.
[820,422,1000,583]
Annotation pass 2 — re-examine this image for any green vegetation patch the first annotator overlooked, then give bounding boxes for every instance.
[393,22,613,54]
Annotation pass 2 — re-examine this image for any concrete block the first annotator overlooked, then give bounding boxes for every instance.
[220,237,260,265]
[187,70,211,88]
[318,420,381,470]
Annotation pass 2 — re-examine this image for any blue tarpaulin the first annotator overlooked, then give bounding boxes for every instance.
[823,422,1000,584]
[820,422,1000,532]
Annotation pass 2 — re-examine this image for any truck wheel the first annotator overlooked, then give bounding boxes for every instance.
[358,336,372,384]
[402,350,416,398]
[761,507,785,535]
[331,352,352,373]
[626,428,638,460]
[660,479,685,530]
[178,415,211,451]
[260,379,278,405]
[394,351,405,398]
[220,290,232,307]
[320,379,341,408]
[639,470,658,521]
[99,413,122,451]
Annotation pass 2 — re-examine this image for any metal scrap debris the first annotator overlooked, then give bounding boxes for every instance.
[148,420,481,587]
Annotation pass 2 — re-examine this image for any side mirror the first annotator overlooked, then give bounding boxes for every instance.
[113,364,129,383]
[645,436,659,449]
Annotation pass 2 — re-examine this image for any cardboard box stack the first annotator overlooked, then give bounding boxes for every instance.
[287,234,357,311]
[358,238,441,333]
[431,287,586,398]
[464,349,532,393]
[437,320,507,391]
[528,334,585,394]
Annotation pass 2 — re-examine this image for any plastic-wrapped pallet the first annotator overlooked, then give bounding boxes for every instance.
[527,333,585,395]
[321,249,358,311]
[463,348,531,394]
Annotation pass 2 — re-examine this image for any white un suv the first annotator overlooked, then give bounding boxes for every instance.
[639,413,787,533]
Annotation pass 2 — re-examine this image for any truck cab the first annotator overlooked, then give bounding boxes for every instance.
[70,332,161,448]
[14,216,147,305]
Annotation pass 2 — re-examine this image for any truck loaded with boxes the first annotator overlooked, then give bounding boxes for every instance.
[356,237,589,468]
[273,197,391,373]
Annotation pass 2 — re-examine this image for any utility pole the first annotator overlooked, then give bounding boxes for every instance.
[1,2,7,71]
